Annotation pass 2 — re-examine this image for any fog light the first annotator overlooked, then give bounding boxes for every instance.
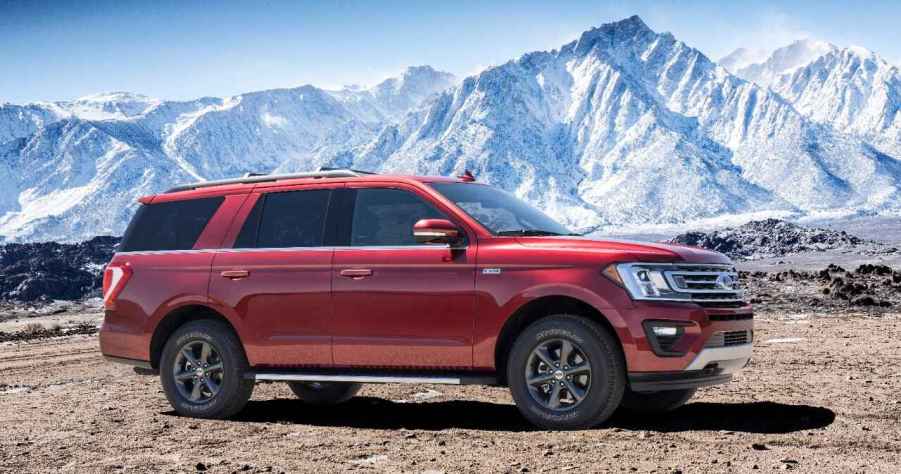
[650,326,679,337]
[642,320,693,357]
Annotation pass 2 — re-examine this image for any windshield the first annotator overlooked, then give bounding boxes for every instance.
[430,183,574,236]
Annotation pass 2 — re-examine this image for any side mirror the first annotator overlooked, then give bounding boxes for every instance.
[413,219,461,245]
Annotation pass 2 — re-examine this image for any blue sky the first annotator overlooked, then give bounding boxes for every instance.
[2,0,900,103]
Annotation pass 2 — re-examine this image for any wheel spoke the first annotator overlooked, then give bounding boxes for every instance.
[205,363,223,374]
[190,381,202,401]
[548,383,563,409]
[181,347,200,367]
[527,373,555,386]
[565,363,590,376]
[564,380,585,402]
[203,377,220,395]
[534,346,557,368]
[175,371,194,381]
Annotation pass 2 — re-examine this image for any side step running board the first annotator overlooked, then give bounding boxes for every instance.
[249,372,497,386]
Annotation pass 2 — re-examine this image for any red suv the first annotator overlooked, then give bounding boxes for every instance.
[99,169,752,429]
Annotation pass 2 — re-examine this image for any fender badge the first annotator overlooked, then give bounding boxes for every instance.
[482,268,502,275]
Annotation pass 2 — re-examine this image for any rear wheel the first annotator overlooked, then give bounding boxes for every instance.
[507,314,625,430]
[160,320,254,419]
[619,387,696,415]
[288,382,361,405]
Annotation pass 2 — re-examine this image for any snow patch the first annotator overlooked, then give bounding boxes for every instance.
[261,112,287,128]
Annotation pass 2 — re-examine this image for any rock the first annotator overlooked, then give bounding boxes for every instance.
[751,443,768,451]
[0,236,120,302]
[856,264,892,275]
[851,295,878,306]
[669,219,880,260]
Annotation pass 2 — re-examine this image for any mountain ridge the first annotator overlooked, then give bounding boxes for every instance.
[1,17,900,242]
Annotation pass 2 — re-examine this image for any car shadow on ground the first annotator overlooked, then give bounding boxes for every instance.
[194,397,835,433]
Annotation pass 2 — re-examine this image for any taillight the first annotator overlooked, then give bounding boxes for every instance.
[103,263,132,310]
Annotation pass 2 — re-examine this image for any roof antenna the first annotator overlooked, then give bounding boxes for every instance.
[458,169,476,182]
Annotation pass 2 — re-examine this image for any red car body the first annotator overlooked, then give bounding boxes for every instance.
[100,172,752,395]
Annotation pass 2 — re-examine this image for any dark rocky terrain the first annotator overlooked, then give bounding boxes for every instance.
[0,236,119,302]
[670,218,898,260]
[743,263,901,312]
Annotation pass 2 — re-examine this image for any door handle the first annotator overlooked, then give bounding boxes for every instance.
[339,268,373,279]
[220,270,250,279]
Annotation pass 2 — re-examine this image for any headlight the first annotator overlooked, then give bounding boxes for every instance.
[603,263,691,301]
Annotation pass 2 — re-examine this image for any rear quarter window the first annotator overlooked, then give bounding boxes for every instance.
[119,197,225,252]
[234,189,331,248]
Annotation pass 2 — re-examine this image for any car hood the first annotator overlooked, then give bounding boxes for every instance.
[514,236,732,265]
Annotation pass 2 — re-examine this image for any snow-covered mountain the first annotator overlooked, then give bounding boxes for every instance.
[2,17,900,242]
[724,39,838,87]
[724,40,901,158]
[0,67,456,242]
[343,17,900,230]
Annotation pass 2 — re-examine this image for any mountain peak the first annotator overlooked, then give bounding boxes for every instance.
[728,38,837,86]
[572,15,654,54]
[72,91,156,103]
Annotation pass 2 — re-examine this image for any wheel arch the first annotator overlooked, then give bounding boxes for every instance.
[493,295,624,385]
[149,304,242,370]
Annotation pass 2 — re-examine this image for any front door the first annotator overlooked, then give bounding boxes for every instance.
[331,186,477,369]
[209,187,334,367]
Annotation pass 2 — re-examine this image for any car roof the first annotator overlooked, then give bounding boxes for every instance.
[142,170,468,203]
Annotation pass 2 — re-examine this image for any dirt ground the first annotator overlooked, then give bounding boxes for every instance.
[1,307,900,473]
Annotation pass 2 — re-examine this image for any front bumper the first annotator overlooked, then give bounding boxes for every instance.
[612,300,754,387]
[628,343,752,392]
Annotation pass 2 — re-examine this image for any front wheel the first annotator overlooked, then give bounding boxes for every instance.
[619,387,696,415]
[160,320,254,419]
[507,315,626,430]
[288,382,361,405]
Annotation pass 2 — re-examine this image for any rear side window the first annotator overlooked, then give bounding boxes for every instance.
[120,197,224,252]
[234,189,331,248]
[350,188,448,246]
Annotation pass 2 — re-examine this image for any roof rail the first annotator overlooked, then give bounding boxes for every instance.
[164,169,366,194]
[317,166,377,175]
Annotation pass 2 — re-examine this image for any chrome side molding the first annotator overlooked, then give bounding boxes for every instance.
[249,372,497,385]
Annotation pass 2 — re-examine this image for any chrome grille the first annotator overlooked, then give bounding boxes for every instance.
[705,330,752,348]
[663,264,745,305]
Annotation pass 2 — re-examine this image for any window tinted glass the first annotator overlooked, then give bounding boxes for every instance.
[430,183,571,236]
[233,196,263,248]
[120,197,224,252]
[351,188,448,246]
[252,189,330,248]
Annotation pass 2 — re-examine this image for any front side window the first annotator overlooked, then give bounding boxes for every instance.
[235,189,330,248]
[430,183,572,236]
[350,188,449,246]
[120,197,224,252]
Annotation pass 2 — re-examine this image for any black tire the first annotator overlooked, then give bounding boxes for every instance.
[507,314,626,430]
[160,320,254,419]
[619,387,696,415]
[288,382,362,405]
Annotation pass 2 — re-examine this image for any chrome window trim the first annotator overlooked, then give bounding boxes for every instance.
[115,244,458,256]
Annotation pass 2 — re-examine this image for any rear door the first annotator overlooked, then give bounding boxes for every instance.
[331,185,477,368]
[208,185,335,367]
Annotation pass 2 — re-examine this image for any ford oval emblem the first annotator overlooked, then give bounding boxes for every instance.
[715,274,735,290]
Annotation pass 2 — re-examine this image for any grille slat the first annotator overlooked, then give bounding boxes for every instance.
[705,330,752,348]
[662,264,746,307]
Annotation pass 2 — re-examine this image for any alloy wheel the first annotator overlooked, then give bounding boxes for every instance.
[525,338,592,411]
[172,340,224,404]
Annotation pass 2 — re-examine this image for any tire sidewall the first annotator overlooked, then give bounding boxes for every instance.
[160,321,250,418]
[507,316,625,430]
